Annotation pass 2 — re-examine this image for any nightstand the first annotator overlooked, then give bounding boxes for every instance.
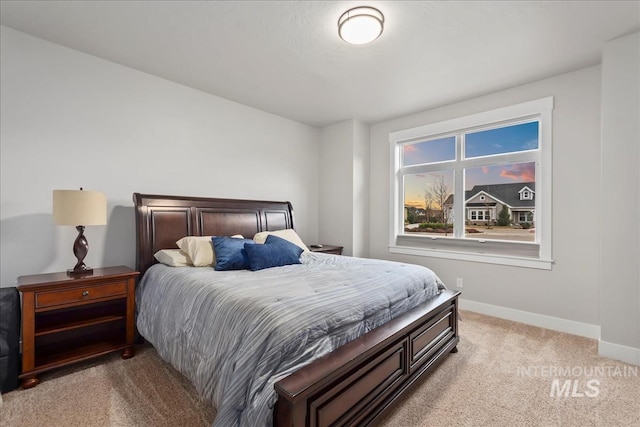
[308,244,344,255]
[17,266,139,388]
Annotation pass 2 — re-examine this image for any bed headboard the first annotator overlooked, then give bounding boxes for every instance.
[133,193,295,276]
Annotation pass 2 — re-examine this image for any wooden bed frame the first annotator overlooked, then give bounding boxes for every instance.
[133,193,460,427]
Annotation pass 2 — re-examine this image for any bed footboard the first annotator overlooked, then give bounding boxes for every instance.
[274,290,460,427]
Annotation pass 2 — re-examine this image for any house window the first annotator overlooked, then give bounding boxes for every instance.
[469,210,490,221]
[518,212,534,222]
[519,187,534,201]
[389,97,553,269]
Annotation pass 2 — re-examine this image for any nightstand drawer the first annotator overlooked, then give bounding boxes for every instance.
[36,282,127,308]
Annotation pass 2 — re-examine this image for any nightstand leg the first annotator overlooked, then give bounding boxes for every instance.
[121,347,134,359]
[20,375,40,389]
[450,346,459,353]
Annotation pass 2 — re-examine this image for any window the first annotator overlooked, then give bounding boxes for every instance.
[519,187,534,201]
[469,210,490,221]
[389,97,553,269]
[518,212,534,222]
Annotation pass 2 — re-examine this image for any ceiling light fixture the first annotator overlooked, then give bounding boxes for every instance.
[338,6,384,45]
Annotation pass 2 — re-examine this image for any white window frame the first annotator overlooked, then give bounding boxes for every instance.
[518,211,534,222]
[469,209,490,221]
[519,187,534,200]
[389,97,553,270]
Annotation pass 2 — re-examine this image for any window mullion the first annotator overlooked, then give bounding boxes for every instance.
[460,151,539,169]
[454,135,465,238]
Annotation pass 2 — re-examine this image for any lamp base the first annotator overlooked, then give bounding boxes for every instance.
[67,267,94,276]
[69,225,92,276]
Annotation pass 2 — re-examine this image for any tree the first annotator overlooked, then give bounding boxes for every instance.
[424,196,433,223]
[497,205,511,226]
[426,175,450,225]
[406,209,416,225]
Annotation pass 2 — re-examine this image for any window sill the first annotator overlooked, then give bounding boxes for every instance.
[388,245,553,270]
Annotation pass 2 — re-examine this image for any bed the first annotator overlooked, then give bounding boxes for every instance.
[133,193,460,427]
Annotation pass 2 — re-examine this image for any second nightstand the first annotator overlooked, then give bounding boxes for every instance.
[308,244,344,255]
[17,266,139,388]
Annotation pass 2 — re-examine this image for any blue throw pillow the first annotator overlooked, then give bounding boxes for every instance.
[211,236,255,271]
[244,234,303,271]
[265,234,306,258]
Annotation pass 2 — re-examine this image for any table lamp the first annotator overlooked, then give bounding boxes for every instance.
[53,188,107,275]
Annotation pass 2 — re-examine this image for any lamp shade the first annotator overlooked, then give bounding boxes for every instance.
[53,189,107,226]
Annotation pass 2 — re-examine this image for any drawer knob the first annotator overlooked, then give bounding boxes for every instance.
[82,290,89,297]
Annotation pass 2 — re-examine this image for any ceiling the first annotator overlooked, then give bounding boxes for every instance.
[1,1,638,127]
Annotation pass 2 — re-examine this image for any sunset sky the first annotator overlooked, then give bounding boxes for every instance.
[403,121,538,209]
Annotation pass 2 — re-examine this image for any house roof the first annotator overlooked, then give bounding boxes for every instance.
[445,182,536,208]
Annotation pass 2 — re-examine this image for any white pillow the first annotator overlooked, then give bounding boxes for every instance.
[176,236,215,267]
[253,229,309,252]
[176,235,245,267]
[154,249,192,267]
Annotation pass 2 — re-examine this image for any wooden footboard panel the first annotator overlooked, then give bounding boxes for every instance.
[274,290,460,427]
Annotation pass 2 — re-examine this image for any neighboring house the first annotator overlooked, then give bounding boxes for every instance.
[405,206,427,217]
[444,182,535,225]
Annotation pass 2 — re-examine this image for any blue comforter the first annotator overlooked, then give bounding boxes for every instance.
[136,252,444,426]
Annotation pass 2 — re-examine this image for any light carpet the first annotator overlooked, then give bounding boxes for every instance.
[1,310,638,426]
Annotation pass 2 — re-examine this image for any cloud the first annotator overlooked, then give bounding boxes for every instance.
[405,199,425,209]
[403,145,417,152]
[499,163,535,181]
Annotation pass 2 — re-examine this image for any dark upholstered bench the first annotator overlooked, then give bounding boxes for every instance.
[0,287,20,393]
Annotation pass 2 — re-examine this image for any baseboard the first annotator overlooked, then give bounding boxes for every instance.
[598,340,640,366]
[459,298,601,339]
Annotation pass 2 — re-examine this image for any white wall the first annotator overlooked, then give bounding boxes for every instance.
[319,120,353,254]
[369,66,603,331]
[352,120,370,258]
[0,26,320,287]
[318,119,369,257]
[599,32,640,364]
